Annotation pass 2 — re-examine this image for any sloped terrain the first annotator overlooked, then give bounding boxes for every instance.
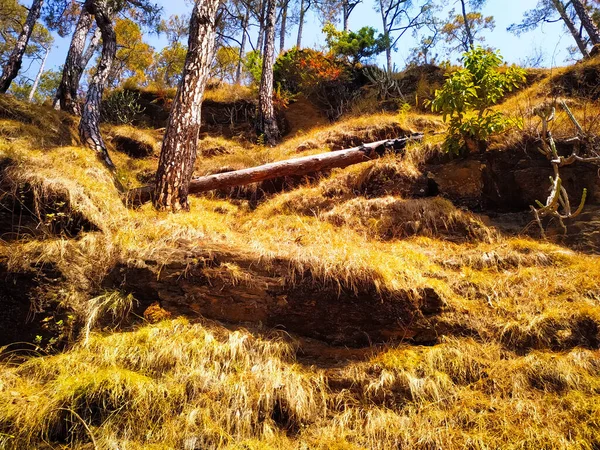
[1,61,600,449]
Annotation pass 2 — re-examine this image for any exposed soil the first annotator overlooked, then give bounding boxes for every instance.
[102,244,443,347]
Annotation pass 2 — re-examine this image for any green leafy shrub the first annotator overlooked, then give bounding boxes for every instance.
[101,89,145,125]
[242,50,263,86]
[430,47,526,154]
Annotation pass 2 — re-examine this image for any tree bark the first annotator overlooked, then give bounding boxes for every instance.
[78,0,117,168]
[56,1,95,115]
[571,0,600,45]
[460,0,475,50]
[279,0,287,54]
[0,0,44,93]
[28,44,49,102]
[153,0,221,211]
[235,6,249,84]
[551,0,590,57]
[256,0,280,145]
[128,135,423,205]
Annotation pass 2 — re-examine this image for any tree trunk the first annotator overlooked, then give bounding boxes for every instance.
[128,135,423,205]
[297,0,305,48]
[552,0,590,57]
[572,0,600,45]
[279,0,287,54]
[235,6,249,84]
[28,44,49,102]
[460,0,475,50]
[0,0,44,93]
[153,0,221,212]
[256,0,266,56]
[56,1,95,115]
[379,0,392,73]
[343,2,349,31]
[78,0,117,168]
[256,0,280,146]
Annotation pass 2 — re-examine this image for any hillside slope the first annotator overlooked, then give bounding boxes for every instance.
[1,61,600,449]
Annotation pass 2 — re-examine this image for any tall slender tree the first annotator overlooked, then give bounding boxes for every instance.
[296,0,310,47]
[55,0,96,114]
[552,0,590,56]
[279,0,288,53]
[27,41,50,102]
[459,0,474,49]
[236,4,250,83]
[509,0,590,58]
[342,0,362,31]
[0,0,44,92]
[256,0,280,145]
[78,0,117,168]
[572,0,600,45]
[377,0,433,73]
[154,0,221,211]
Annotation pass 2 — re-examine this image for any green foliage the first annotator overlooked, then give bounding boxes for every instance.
[243,50,263,86]
[10,69,61,103]
[430,47,526,154]
[101,89,145,125]
[211,46,240,83]
[322,22,388,64]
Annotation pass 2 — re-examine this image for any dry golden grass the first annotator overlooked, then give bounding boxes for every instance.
[0,86,600,449]
[203,83,255,103]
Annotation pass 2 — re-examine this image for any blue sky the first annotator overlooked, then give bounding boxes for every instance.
[37,0,574,80]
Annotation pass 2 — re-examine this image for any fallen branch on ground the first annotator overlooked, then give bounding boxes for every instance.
[126,133,424,206]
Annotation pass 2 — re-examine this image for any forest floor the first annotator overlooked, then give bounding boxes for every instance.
[0,59,600,449]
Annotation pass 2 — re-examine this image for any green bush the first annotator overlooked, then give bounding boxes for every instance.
[322,22,388,64]
[101,89,145,125]
[430,47,526,154]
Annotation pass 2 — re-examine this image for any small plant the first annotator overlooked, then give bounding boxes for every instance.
[430,47,526,154]
[101,89,145,125]
[363,66,404,101]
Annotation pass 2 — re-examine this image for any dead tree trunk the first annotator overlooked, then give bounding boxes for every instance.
[128,135,423,205]
[78,0,116,168]
[27,43,49,102]
[0,0,44,93]
[56,1,95,115]
[153,0,221,211]
[551,0,590,57]
[256,0,280,145]
[571,0,600,45]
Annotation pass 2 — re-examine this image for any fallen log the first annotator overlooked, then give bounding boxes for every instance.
[126,133,424,205]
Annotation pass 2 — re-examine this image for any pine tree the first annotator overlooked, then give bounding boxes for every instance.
[154,0,221,211]
[0,0,44,92]
[256,0,280,145]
